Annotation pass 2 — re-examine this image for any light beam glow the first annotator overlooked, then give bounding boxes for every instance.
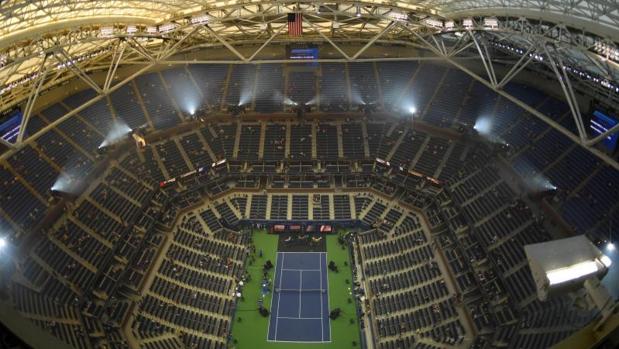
[99,119,132,149]
[305,96,318,106]
[350,89,365,105]
[283,97,298,106]
[474,116,493,135]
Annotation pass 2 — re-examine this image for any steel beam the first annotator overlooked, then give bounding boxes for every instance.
[445,55,619,171]
[585,122,619,146]
[0,61,157,161]
[18,55,49,144]
[157,26,202,61]
[496,45,536,89]
[351,21,396,60]
[203,25,247,61]
[0,136,14,149]
[469,31,497,87]
[126,37,156,63]
[55,48,103,94]
[304,17,352,60]
[103,40,126,92]
[544,45,587,142]
[247,23,287,62]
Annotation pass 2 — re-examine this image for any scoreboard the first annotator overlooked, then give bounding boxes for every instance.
[287,45,319,60]
[0,108,22,144]
[590,110,618,153]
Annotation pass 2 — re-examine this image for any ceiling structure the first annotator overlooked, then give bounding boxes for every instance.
[0,0,618,168]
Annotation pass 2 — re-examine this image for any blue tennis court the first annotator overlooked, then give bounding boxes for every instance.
[267,252,331,342]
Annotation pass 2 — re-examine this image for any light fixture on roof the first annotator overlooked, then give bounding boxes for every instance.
[607,242,615,252]
[463,18,473,29]
[146,26,158,34]
[100,26,114,38]
[126,25,138,35]
[0,236,6,249]
[387,10,407,21]
[444,21,455,30]
[191,13,210,25]
[525,235,613,301]
[159,23,179,34]
[593,41,618,61]
[424,18,443,29]
[355,4,361,17]
[483,17,498,29]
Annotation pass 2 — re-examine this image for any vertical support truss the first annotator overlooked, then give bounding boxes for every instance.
[247,23,287,62]
[469,31,497,87]
[103,40,126,92]
[408,27,619,170]
[55,48,103,94]
[304,17,351,60]
[0,6,617,170]
[0,60,159,160]
[496,44,536,89]
[544,45,588,142]
[203,25,247,61]
[17,54,50,144]
[351,21,396,60]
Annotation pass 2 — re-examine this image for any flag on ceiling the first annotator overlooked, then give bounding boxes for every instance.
[288,13,303,36]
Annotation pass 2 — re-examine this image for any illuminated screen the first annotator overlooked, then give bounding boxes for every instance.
[287,47,319,60]
[0,109,23,144]
[590,110,618,152]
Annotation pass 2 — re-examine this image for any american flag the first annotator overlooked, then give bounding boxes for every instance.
[288,13,303,36]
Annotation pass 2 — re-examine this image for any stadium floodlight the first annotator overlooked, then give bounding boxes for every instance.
[473,116,492,135]
[159,23,179,34]
[483,17,498,29]
[191,13,210,25]
[525,235,612,301]
[126,25,138,35]
[444,21,455,30]
[146,26,158,34]
[99,119,132,149]
[546,260,600,286]
[463,18,473,29]
[0,237,6,249]
[283,97,297,106]
[355,4,361,17]
[424,18,443,29]
[387,10,407,21]
[409,106,417,115]
[100,26,114,38]
[607,242,616,252]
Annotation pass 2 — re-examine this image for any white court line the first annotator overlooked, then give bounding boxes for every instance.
[277,316,323,320]
[319,252,324,342]
[271,252,330,343]
[298,270,303,318]
[273,252,285,341]
[267,339,332,343]
[323,252,332,341]
[277,251,324,253]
